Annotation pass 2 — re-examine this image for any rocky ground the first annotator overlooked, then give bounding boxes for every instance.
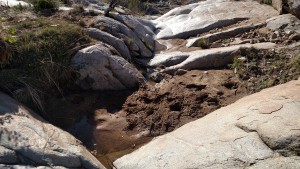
[1,0,300,168]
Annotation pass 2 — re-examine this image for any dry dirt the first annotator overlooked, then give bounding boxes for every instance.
[123,69,248,136]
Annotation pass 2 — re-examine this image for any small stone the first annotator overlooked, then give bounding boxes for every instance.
[150,72,164,82]
[175,69,188,76]
[238,57,247,62]
[259,37,266,42]
[289,33,300,41]
[270,33,277,40]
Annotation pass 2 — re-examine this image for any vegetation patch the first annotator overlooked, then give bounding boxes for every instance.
[0,18,91,115]
[229,48,300,93]
[33,0,60,14]
[196,38,210,49]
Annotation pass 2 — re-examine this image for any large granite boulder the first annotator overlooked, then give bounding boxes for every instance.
[92,16,153,58]
[272,0,283,14]
[86,28,131,61]
[0,0,30,7]
[266,14,300,34]
[111,14,156,52]
[71,43,145,90]
[266,14,300,41]
[153,0,278,39]
[287,0,300,19]
[0,92,105,169]
[114,78,300,169]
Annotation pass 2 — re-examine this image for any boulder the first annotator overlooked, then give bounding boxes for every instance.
[71,44,145,90]
[272,0,283,14]
[111,14,155,52]
[144,43,276,73]
[154,0,278,39]
[287,0,300,19]
[266,14,300,34]
[114,78,300,169]
[0,92,105,169]
[92,16,153,58]
[86,28,131,61]
[71,0,107,12]
[0,0,30,7]
[136,18,157,33]
[186,23,265,48]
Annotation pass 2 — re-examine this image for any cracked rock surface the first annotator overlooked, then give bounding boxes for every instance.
[153,0,278,39]
[114,78,300,169]
[71,43,145,91]
[0,92,105,168]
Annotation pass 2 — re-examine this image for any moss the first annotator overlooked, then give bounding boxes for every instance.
[196,38,209,49]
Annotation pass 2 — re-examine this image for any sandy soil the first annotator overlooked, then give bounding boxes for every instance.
[123,70,248,136]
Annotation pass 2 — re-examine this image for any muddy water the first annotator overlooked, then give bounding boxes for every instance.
[46,90,153,169]
[68,110,152,168]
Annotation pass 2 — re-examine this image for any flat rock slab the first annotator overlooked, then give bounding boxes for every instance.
[93,16,153,58]
[154,0,278,39]
[86,28,131,61]
[266,14,300,34]
[0,93,105,168]
[145,42,276,73]
[186,22,265,47]
[114,78,300,169]
[0,0,30,6]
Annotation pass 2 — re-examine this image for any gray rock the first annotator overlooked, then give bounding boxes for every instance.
[248,156,300,169]
[289,33,300,41]
[93,16,153,58]
[149,72,164,83]
[71,0,107,12]
[137,18,157,32]
[287,0,300,19]
[266,14,300,34]
[0,93,105,169]
[272,0,283,14]
[174,69,187,76]
[114,78,300,169]
[0,164,67,169]
[86,28,131,61]
[0,146,18,164]
[186,23,265,47]
[154,0,278,39]
[0,0,30,7]
[112,14,155,52]
[147,43,276,73]
[71,44,145,90]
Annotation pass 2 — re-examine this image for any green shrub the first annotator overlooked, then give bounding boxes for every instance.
[196,38,210,49]
[262,0,272,5]
[34,0,60,13]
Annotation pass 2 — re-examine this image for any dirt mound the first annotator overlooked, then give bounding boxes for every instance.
[123,70,248,136]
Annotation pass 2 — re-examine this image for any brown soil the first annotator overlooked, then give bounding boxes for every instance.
[123,69,248,136]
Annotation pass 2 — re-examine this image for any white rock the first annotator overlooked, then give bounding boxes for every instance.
[145,43,276,73]
[0,92,105,168]
[114,78,300,169]
[71,44,145,90]
[0,0,30,7]
[154,0,278,39]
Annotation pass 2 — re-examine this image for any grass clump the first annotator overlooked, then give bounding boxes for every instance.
[33,0,60,14]
[231,48,300,93]
[196,38,210,49]
[0,19,91,115]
